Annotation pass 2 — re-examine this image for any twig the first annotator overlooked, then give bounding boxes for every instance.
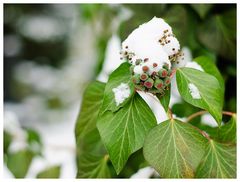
[168,108,173,121]
[186,110,236,123]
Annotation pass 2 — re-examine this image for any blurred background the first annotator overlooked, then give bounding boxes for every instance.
[4,4,236,178]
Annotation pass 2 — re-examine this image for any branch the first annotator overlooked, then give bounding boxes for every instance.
[186,110,236,123]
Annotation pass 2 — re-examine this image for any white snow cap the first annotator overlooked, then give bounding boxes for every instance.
[112,83,130,106]
[188,83,201,99]
[122,17,180,74]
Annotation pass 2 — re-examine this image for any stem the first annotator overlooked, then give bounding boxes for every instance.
[191,125,211,141]
[186,110,236,123]
[168,108,173,120]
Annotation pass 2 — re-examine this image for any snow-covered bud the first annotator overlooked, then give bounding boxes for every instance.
[120,17,181,96]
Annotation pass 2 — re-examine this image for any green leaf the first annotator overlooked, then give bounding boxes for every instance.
[4,130,12,154]
[216,115,236,143]
[196,140,236,178]
[6,150,34,178]
[36,165,61,178]
[176,67,223,125]
[75,81,111,178]
[99,62,135,115]
[77,153,111,178]
[26,128,42,155]
[191,4,213,19]
[143,119,208,178]
[198,10,236,60]
[194,56,225,93]
[156,85,171,113]
[75,81,105,140]
[97,93,157,174]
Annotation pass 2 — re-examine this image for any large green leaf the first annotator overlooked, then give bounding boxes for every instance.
[198,10,236,60]
[99,62,135,115]
[36,165,61,178]
[6,150,34,178]
[176,67,223,125]
[194,56,224,90]
[214,115,236,143]
[75,81,111,178]
[77,153,111,178]
[97,93,157,174]
[143,119,208,178]
[156,85,171,113]
[196,140,236,178]
[75,81,105,140]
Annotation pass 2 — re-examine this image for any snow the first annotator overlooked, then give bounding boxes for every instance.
[188,83,201,99]
[97,35,123,82]
[121,17,174,74]
[137,91,168,123]
[201,113,218,127]
[112,83,131,106]
[186,61,204,72]
[162,36,180,56]
[130,167,155,178]
[4,110,28,153]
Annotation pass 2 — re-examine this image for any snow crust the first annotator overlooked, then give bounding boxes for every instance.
[188,83,201,99]
[112,83,130,106]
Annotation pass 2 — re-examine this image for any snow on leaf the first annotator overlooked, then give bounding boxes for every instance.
[188,83,201,99]
[112,83,131,106]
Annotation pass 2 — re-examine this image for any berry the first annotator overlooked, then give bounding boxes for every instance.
[164,76,171,85]
[142,65,149,72]
[140,73,148,81]
[144,78,154,89]
[131,74,140,84]
[153,63,158,67]
[151,71,157,77]
[154,79,164,90]
[158,68,168,78]
[144,58,149,62]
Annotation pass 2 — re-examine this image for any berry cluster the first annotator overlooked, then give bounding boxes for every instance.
[158,29,184,64]
[130,60,173,95]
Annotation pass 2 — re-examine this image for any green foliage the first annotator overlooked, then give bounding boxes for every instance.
[176,67,223,125]
[97,93,157,174]
[143,119,208,178]
[6,150,34,178]
[193,56,224,90]
[36,165,61,178]
[77,154,111,178]
[191,4,213,19]
[217,115,236,143]
[99,62,135,114]
[75,81,112,178]
[198,10,236,60]
[26,128,43,155]
[4,131,12,154]
[74,4,236,179]
[156,85,171,113]
[196,140,236,178]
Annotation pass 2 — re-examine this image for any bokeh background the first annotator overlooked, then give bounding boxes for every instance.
[4,4,236,178]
